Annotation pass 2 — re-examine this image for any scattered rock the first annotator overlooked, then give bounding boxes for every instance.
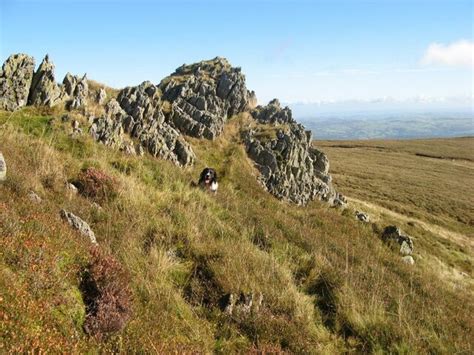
[333,193,347,207]
[222,292,263,316]
[28,54,61,107]
[71,120,82,135]
[0,53,35,111]
[60,209,97,244]
[96,87,107,105]
[28,190,42,203]
[243,100,336,205]
[0,152,6,181]
[159,57,253,139]
[401,255,415,265]
[381,225,414,255]
[355,211,370,223]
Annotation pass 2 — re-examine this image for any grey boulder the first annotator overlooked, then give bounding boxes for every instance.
[63,73,89,110]
[381,225,414,255]
[355,211,370,223]
[0,53,35,111]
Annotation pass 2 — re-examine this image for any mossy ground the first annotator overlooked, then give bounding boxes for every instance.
[0,109,473,353]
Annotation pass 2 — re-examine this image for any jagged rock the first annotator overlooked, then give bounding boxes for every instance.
[28,55,61,107]
[401,255,415,265]
[0,152,6,181]
[60,209,97,244]
[243,100,336,205]
[159,57,252,139]
[355,211,370,223]
[89,99,126,148]
[251,98,294,124]
[28,190,42,203]
[117,82,196,166]
[0,53,35,111]
[63,73,89,110]
[96,87,106,105]
[381,225,414,255]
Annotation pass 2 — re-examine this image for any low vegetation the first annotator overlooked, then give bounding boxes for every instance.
[0,108,473,353]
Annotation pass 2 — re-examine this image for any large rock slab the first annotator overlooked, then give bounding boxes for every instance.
[243,99,338,205]
[28,55,61,107]
[0,54,35,111]
[159,57,254,139]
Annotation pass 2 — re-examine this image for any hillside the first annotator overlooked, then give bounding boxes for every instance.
[0,54,473,353]
[317,137,474,289]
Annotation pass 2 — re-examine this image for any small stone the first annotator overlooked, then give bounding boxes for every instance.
[60,209,97,244]
[355,211,370,223]
[28,190,42,203]
[401,255,415,265]
[224,293,236,315]
[0,152,6,181]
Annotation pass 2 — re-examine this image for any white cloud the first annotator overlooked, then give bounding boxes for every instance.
[421,40,474,68]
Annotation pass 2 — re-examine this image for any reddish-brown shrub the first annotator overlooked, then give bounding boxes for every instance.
[75,167,118,203]
[80,247,132,339]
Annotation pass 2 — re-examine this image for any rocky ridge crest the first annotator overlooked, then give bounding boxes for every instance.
[0,53,339,204]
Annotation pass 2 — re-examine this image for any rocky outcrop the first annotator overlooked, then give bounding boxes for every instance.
[28,55,61,107]
[0,152,6,181]
[251,98,294,124]
[60,209,97,244]
[243,100,337,205]
[159,57,254,139]
[381,225,414,256]
[0,54,35,111]
[63,73,89,110]
[90,83,195,166]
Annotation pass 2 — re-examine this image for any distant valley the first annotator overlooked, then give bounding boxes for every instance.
[293,109,473,140]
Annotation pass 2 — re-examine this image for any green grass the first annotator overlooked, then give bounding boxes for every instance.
[0,109,473,353]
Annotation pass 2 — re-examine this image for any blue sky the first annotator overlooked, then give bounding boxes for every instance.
[1,0,472,107]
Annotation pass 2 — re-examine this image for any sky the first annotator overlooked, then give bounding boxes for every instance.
[1,0,473,110]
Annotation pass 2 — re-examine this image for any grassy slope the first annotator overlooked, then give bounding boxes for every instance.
[317,138,474,296]
[0,108,473,353]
